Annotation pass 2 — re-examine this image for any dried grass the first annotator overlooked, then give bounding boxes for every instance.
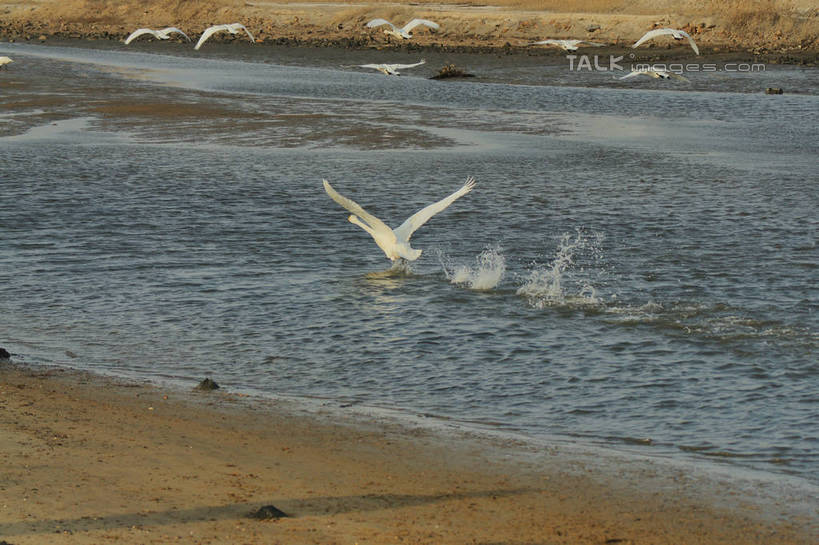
[706,0,817,44]
[714,0,790,27]
[329,0,634,13]
[38,0,244,25]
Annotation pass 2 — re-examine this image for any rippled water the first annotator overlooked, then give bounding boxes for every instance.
[1,42,817,485]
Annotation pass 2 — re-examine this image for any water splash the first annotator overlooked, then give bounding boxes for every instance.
[516,230,603,309]
[441,246,506,290]
[362,258,414,279]
[389,259,414,275]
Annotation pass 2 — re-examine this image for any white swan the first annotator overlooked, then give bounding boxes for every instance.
[632,28,700,55]
[323,177,476,262]
[366,18,439,40]
[124,27,191,45]
[0,56,13,69]
[530,39,603,52]
[194,23,255,50]
[619,68,689,82]
[358,59,425,76]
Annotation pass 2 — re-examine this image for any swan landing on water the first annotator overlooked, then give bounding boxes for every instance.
[323,177,476,262]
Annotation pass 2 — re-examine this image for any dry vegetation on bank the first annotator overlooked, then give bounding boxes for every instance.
[0,0,817,55]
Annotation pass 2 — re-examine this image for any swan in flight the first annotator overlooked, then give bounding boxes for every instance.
[366,18,439,40]
[632,28,700,55]
[124,27,191,45]
[0,56,12,69]
[194,23,255,50]
[358,59,425,75]
[323,177,476,262]
[619,68,689,82]
[530,39,603,52]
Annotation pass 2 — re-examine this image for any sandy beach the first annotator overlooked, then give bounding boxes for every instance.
[0,361,816,545]
[1,0,818,62]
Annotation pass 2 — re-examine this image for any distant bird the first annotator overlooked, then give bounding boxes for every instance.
[124,27,191,45]
[323,177,476,262]
[632,28,700,55]
[619,68,689,82]
[366,18,439,40]
[358,59,426,76]
[530,39,604,52]
[0,56,13,69]
[194,23,255,50]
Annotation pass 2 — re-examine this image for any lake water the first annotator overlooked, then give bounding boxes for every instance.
[1,41,817,491]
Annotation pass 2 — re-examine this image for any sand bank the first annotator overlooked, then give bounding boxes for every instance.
[0,361,816,544]
[0,0,818,62]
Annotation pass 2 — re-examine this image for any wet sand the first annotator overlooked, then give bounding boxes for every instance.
[0,361,816,544]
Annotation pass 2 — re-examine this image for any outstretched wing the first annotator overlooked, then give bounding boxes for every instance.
[358,63,384,69]
[402,19,439,33]
[632,28,669,48]
[581,40,604,47]
[619,70,648,80]
[125,28,158,45]
[679,31,700,55]
[366,18,396,30]
[667,71,690,82]
[323,180,395,235]
[161,27,191,42]
[394,177,475,242]
[392,60,426,70]
[230,23,255,43]
[531,39,559,46]
[194,25,227,50]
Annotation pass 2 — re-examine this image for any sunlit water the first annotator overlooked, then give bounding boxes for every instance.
[1,43,817,490]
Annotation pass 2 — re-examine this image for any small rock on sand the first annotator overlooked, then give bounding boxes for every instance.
[248,504,289,519]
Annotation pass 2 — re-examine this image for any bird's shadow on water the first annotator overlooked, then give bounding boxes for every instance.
[0,487,536,537]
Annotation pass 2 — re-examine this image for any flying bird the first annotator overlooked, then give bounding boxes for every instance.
[357,59,426,76]
[632,28,700,55]
[619,68,689,82]
[0,56,13,69]
[530,39,604,52]
[194,23,255,50]
[124,27,191,45]
[323,177,476,262]
[366,18,439,40]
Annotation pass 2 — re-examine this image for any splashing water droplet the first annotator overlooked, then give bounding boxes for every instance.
[440,246,506,290]
[516,230,603,308]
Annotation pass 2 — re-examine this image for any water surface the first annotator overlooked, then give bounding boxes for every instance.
[1,42,817,491]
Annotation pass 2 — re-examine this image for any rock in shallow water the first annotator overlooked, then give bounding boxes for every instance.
[194,377,219,391]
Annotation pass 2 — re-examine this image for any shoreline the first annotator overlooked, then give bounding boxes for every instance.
[1,359,816,544]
